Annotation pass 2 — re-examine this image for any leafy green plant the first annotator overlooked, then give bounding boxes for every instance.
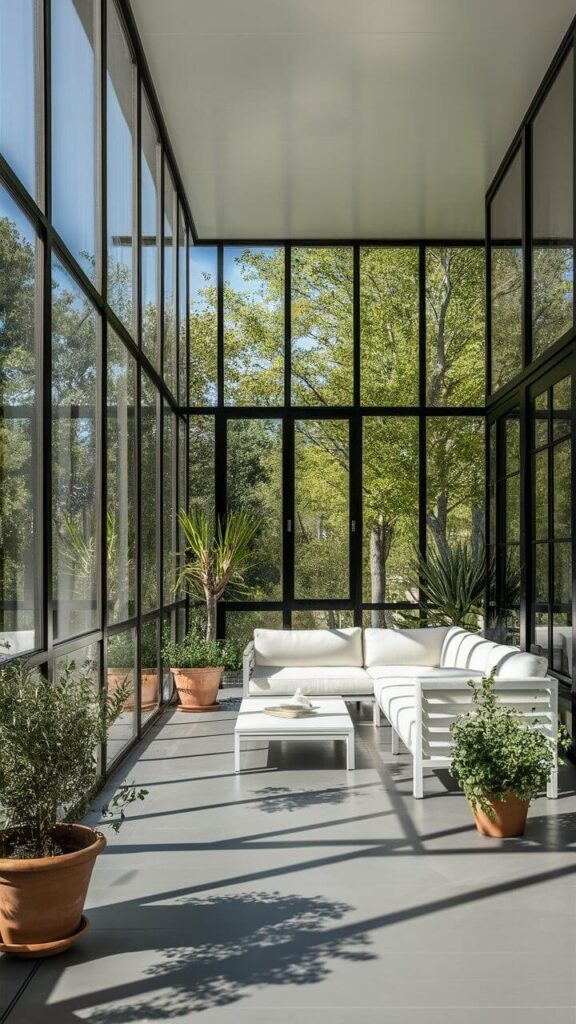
[0,658,146,859]
[162,621,242,671]
[450,674,569,819]
[107,628,158,670]
[410,539,493,629]
[174,508,261,641]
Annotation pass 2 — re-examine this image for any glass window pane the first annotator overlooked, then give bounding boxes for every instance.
[106,0,134,332]
[178,207,187,404]
[554,439,571,539]
[552,607,571,677]
[227,419,282,600]
[552,376,571,440]
[534,543,548,603]
[224,246,283,405]
[531,610,549,662]
[106,627,136,765]
[0,186,39,653]
[141,371,159,611]
[504,409,521,474]
[291,247,353,406]
[426,417,485,550]
[55,641,99,688]
[553,542,571,606]
[189,416,214,521]
[163,406,176,603]
[505,473,520,543]
[225,610,283,651]
[294,420,349,599]
[362,417,419,608]
[189,246,217,406]
[534,448,548,540]
[292,610,354,629]
[140,618,159,723]
[52,256,98,640]
[52,0,97,282]
[0,0,41,201]
[490,149,523,393]
[141,89,160,369]
[532,52,574,356]
[426,248,485,405]
[360,247,418,406]
[163,161,176,395]
[535,390,549,448]
[107,329,136,624]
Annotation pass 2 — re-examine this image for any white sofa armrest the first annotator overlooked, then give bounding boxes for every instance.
[243,640,255,697]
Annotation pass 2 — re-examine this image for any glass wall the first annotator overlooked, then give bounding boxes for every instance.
[489,149,523,393]
[0,0,189,778]
[220,243,485,636]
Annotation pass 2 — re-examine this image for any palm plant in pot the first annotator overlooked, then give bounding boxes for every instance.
[450,674,569,837]
[168,507,260,711]
[0,658,139,956]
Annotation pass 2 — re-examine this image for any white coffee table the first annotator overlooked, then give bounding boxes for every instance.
[234,696,355,772]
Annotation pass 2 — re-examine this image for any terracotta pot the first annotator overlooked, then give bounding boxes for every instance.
[471,793,530,838]
[107,669,158,712]
[0,824,106,950]
[172,666,223,711]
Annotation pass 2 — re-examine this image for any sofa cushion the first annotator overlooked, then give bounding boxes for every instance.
[485,647,548,678]
[367,664,483,682]
[253,628,363,668]
[363,627,448,669]
[248,665,372,696]
[440,627,548,678]
[379,684,418,752]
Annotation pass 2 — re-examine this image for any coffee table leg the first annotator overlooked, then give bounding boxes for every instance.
[234,733,241,773]
[346,733,355,770]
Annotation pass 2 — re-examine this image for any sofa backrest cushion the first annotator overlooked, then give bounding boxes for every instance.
[253,627,364,668]
[363,627,449,668]
[440,626,548,677]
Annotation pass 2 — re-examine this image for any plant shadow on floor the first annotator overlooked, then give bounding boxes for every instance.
[250,782,382,813]
[73,890,375,1022]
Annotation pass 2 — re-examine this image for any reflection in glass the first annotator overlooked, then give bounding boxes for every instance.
[106,0,134,331]
[534,449,548,540]
[363,417,418,616]
[163,161,177,395]
[426,248,485,405]
[360,247,418,405]
[227,419,282,600]
[141,90,160,368]
[52,257,98,640]
[490,150,523,392]
[534,543,548,603]
[224,247,283,405]
[426,417,485,548]
[291,248,353,405]
[0,187,38,652]
[52,0,97,281]
[141,372,159,611]
[0,0,41,200]
[107,330,136,624]
[140,618,159,723]
[292,610,354,630]
[189,247,217,406]
[505,473,520,543]
[504,410,520,472]
[532,53,574,356]
[535,391,548,448]
[294,420,349,598]
[163,406,176,603]
[554,441,571,538]
[553,376,571,440]
[106,627,136,765]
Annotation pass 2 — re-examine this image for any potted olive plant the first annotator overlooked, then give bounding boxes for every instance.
[167,508,260,710]
[451,674,568,837]
[0,658,144,956]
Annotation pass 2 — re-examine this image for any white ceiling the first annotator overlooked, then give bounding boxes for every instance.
[131,0,576,240]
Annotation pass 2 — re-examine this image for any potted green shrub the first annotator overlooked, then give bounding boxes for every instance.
[450,674,568,837]
[107,630,158,712]
[0,658,140,956]
[162,624,243,712]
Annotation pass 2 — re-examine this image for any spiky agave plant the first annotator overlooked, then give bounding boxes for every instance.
[412,539,493,630]
[174,508,261,641]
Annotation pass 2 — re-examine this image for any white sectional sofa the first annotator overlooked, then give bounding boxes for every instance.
[243,625,558,799]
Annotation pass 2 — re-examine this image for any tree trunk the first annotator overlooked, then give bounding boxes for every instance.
[205,590,217,642]
[369,516,393,628]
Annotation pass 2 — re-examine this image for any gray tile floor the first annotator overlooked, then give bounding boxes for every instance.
[2,690,576,1024]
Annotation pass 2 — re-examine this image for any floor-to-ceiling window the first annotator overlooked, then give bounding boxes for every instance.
[189,242,486,649]
[0,0,190,775]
